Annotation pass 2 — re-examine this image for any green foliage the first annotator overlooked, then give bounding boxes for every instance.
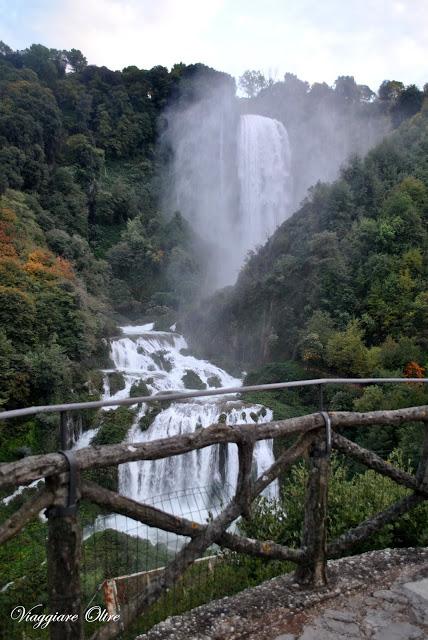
[242,361,316,424]
[240,454,428,556]
[207,374,222,388]
[190,104,428,378]
[0,42,217,352]
[238,70,267,98]
[64,134,104,193]
[87,407,136,491]
[181,369,207,390]
[138,403,163,431]
[130,379,151,398]
[108,211,205,315]
[83,529,172,581]
[0,192,112,413]
[325,320,370,375]
[245,361,309,386]
[0,518,48,639]
[108,371,126,396]
[91,407,135,446]
[350,383,428,464]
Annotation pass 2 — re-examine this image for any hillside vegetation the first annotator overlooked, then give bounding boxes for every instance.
[0,41,424,413]
[188,104,428,378]
[0,44,223,416]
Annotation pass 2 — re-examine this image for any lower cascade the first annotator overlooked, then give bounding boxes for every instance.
[80,324,276,536]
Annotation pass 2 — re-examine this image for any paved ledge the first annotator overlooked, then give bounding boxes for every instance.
[136,548,428,640]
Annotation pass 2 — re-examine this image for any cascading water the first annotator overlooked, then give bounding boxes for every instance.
[237,114,291,252]
[82,324,276,540]
[79,106,292,541]
[164,87,292,287]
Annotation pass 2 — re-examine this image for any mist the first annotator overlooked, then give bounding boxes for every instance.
[161,71,390,292]
[161,77,239,290]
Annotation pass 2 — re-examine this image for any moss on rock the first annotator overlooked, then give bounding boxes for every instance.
[182,370,206,390]
[108,371,126,395]
[92,406,135,446]
[130,379,151,398]
[207,375,222,388]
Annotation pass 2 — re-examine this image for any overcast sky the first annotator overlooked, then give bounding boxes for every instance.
[1,0,427,90]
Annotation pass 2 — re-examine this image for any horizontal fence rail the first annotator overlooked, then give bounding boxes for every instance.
[0,377,428,420]
[1,378,428,640]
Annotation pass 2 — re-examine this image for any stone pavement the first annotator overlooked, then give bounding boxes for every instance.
[136,548,428,640]
[281,565,428,640]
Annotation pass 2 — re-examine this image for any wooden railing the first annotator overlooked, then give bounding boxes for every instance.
[1,378,428,640]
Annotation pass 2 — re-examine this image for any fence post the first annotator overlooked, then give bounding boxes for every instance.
[295,429,330,587]
[416,423,428,490]
[46,411,83,640]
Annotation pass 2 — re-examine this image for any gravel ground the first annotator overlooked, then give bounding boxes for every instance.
[135,547,428,640]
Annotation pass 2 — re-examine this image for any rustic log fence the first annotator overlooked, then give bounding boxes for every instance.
[1,378,428,640]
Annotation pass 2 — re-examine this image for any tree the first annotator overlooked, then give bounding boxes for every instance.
[1,79,62,161]
[0,41,13,57]
[357,84,375,102]
[334,76,360,103]
[64,48,87,73]
[378,79,404,103]
[20,44,66,84]
[325,320,369,375]
[241,454,428,554]
[64,134,104,193]
[392,84,424,127]
[283,72,309,97]
[238,70,267,98]
[0,329,14,406]
[309,82,333,101]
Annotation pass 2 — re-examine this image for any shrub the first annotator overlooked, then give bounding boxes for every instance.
[181,370,206,390]
[239,453,428,555]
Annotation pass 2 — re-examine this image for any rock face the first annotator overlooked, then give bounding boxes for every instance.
[135,548,428,640]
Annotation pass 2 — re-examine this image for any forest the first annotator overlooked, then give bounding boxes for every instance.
[0,39,427,639]
[0,42,425,419]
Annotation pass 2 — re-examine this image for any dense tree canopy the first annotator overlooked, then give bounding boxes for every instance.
[0,42,227,417]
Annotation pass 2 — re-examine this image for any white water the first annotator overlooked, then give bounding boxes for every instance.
[166,98,292,288]
[81,324,276,540]
[237,114,291,252]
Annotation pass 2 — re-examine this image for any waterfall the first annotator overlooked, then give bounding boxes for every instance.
[80,324,276,540]
[165,95,292,287]
[237,114,292,253]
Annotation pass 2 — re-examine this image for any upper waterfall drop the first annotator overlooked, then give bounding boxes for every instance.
[237,114,292,254]
[163,88,292,288]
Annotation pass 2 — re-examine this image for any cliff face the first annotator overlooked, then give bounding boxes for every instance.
[136,547,428,640]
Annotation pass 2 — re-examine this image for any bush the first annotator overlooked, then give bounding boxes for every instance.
[239,453,428,555]
[92,407,135,446]
[181,370,206,390]
[130,379,151,398]
[108,371,126,395]
[139,404,164,431]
